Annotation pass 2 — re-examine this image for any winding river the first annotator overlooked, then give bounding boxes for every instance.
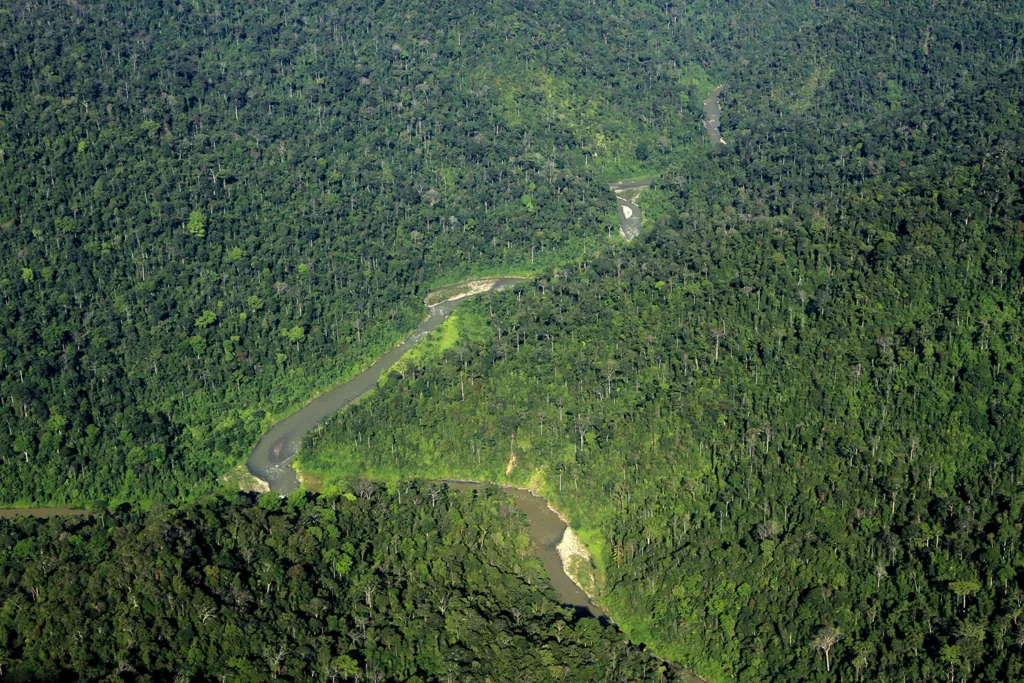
[3,279,606,621]
[246,278,530,494]
[244,277,610,617]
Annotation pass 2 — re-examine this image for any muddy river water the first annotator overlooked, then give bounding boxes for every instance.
[246,278,529,494]
[445,480,603,618]
[3,279,605,620]
[3,278,708,676]
[704,85,726,145]
[244,277,608,616]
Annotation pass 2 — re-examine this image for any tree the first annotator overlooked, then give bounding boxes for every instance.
[421,188,440,207]
[12,434,33,463]
[940,644,962,682]
[813,626,843,673]
[710,326,725,362]
[874,564,888,589]
[285,325,306,345]
[194,310,217,329]
[329,655,359,682]
[188,335,206,357]
[265,644,288,679]
[187,210,206,238]
[950,580,981,611]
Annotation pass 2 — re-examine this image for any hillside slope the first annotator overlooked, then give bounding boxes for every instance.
[303,41,1024,683]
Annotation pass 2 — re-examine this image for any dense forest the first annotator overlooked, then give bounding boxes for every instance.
[298,3,1024,682]
[306,84,1024,679]
[0,486,669,680]
[3,0,1024,680]
[1,0,1016,509]
[0,0,728,506]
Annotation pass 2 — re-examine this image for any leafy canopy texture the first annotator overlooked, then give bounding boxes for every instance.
[1,0,1024,680]
[299,4,1024,680]
[0,487,667,681]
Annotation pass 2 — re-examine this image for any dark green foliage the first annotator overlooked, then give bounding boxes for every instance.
[0,0,733,507]
[0,486,667,681]
[3,0,1024,680]
[303,23,1024,683]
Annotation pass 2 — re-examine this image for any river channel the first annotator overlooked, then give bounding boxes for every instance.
[445,480,604,619]
[246,278,530,494]
[704,85,726,145]
[2,279,606,620]
[608,177,654,242]
[244,276,610,618]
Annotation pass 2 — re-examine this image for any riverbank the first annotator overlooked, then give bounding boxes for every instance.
[246,273,712,680]
[222,464,271,494]
[246,277,532,494]
[425,277,531,307]
[441,478,604,619]
[608,177,655,242]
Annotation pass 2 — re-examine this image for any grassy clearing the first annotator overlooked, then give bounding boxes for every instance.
[388,308,489,382]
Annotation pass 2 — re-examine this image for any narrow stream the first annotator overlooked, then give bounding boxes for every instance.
[608,178,654,242]
[704,85,726,145]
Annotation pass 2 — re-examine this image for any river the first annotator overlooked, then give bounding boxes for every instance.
[244,276,612,618]
[5,276,697,676]
[608,177,654,242]
[246,278,530,494]
[704,85,726,145]
[444,480,604,619]
[0,280,610,624]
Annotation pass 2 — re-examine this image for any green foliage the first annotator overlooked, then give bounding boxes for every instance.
[187,210,207,238]
[1,0,1024,680]
[194,309,218,329]
[283,325,306,344]
[1,0,709,509]
[224,246,244,264]
[0,488,667,681]
[301,25,1024,681]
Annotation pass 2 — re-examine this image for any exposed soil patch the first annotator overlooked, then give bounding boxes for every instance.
[425,277,531,307]
[222,464,271,493]
[556,525,596,595]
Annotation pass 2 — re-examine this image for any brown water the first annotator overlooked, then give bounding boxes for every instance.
[0,507,91,519]
[445,480,604,620]
[246,278,531,494]
[244,276,619,619]
[704,85,726,145]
